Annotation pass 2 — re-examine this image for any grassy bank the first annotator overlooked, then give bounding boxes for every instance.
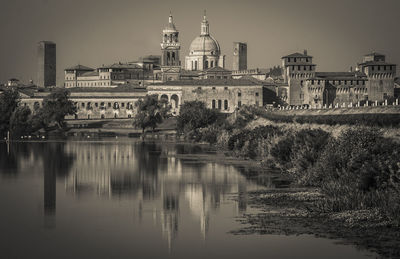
[179,105,400,227]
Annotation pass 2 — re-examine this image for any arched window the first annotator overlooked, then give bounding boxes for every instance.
[224,100,228,110]
[194,61,198,70]
[205,60,208,69]
[212,100,216,109]
[210,61,214,67]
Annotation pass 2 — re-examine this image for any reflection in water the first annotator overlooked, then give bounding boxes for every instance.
[60,141,258,249]
[0,140,378,259]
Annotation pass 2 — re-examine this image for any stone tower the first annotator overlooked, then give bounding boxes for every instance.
[233,42,247,71]
[160,13,181,81]
[281,50,316,105]
[359,52,396,101]
[37,41,56,88]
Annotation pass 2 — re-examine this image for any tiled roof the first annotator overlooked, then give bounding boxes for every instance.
[282,52,312,58]
[359,60,396,66]
[312,72,367,80]
[204,66,231,73]
[364,52,385,57]
[65,65,94,71]
[79,71,99,77]
[67,86,147,92]
[151,78,262,86]
[100,62,142,69]
[284,62,316,66]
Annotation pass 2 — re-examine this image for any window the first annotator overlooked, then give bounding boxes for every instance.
[218,100,222,110]
[198,86,202,90]
[121,103,125,108]
[294,58,297,62]
[108,102,112,107]
[298,65,301,70]
[81,103,85,107]
[224,86,228,90]
[255,92,259,96]
[372,66,375,71]
[238,92,241,97]
[212,86,216,90]
[378,66,380,71]
[311,80,314,85]
[383,93,387,99]
[212,100,216,109]
[288,58,291,62]
[224,100,228,110]
[238,101,242,107]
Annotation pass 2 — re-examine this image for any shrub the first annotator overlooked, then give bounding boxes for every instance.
[310,127,400,222]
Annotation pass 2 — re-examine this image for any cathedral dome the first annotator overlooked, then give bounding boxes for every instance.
[189,35,220,55]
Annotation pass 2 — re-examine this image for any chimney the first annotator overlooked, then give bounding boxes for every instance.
[304,49,307,56]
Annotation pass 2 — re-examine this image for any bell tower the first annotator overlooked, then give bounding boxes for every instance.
[160,13,181,81]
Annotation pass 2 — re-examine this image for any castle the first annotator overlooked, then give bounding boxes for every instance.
[11,12,399,118]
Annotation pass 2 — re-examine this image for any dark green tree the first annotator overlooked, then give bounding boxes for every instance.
[176,101,219,133]
[40,88,76,129]
[132,95,170,135]
[9,106,32,138]
[0,89,20,137]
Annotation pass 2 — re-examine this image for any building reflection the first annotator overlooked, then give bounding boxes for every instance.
[60,141,259,249]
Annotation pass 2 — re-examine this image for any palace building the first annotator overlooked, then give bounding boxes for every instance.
[278,50,397,108]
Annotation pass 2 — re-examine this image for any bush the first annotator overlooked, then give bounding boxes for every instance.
[309,127,400,222]
[270,128,332,181]
[177,101,219,133]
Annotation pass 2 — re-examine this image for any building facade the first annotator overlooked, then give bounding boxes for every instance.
[37,41,56,88]
[148,79,263,115]
[278,51,397,107]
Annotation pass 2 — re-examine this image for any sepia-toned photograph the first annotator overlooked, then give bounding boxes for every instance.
[0,0,399,258]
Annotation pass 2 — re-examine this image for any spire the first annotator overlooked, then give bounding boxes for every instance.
[200,10,209,36]
[169,11,173,24]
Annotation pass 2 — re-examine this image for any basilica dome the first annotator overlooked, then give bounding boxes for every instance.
[189,35,220,55]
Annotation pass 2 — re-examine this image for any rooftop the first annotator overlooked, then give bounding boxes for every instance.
[204,66,232,73]
[282,52,312,58]
[359,60,396,66]
[312,71,367,80]
[65,65,94,71]
[151,78,262,86]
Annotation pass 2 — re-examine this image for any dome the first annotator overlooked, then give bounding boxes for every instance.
[189,35,220,55]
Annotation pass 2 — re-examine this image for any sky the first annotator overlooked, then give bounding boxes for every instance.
[0,0,399,85]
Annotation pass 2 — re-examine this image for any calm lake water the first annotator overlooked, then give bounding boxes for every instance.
[0,140,376,259]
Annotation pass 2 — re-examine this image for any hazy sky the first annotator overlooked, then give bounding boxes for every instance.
[0,0,399,85]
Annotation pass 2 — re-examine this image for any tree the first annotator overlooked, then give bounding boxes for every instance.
[40,88,76,129]
[177,101,219,133]
[9,106,32,138]
[132,95,170,135]
[0,89,20,137]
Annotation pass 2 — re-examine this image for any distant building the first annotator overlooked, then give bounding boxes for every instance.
[232,42,247,71]
[37,41,56,88]
[185,12,225,71]
[7,78,20,87]
[148,79,263,115]
[278,50,397,107]
[64,61,161,88]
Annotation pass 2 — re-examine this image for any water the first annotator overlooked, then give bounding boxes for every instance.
[0,140,376,259]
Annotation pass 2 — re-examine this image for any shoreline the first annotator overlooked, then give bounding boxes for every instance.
[231,188,400,259]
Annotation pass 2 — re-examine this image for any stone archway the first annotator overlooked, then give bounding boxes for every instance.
[170,94,179,108]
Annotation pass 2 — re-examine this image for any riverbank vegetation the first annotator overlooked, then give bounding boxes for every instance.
[0,88,76,139]
[177,102,400,226]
